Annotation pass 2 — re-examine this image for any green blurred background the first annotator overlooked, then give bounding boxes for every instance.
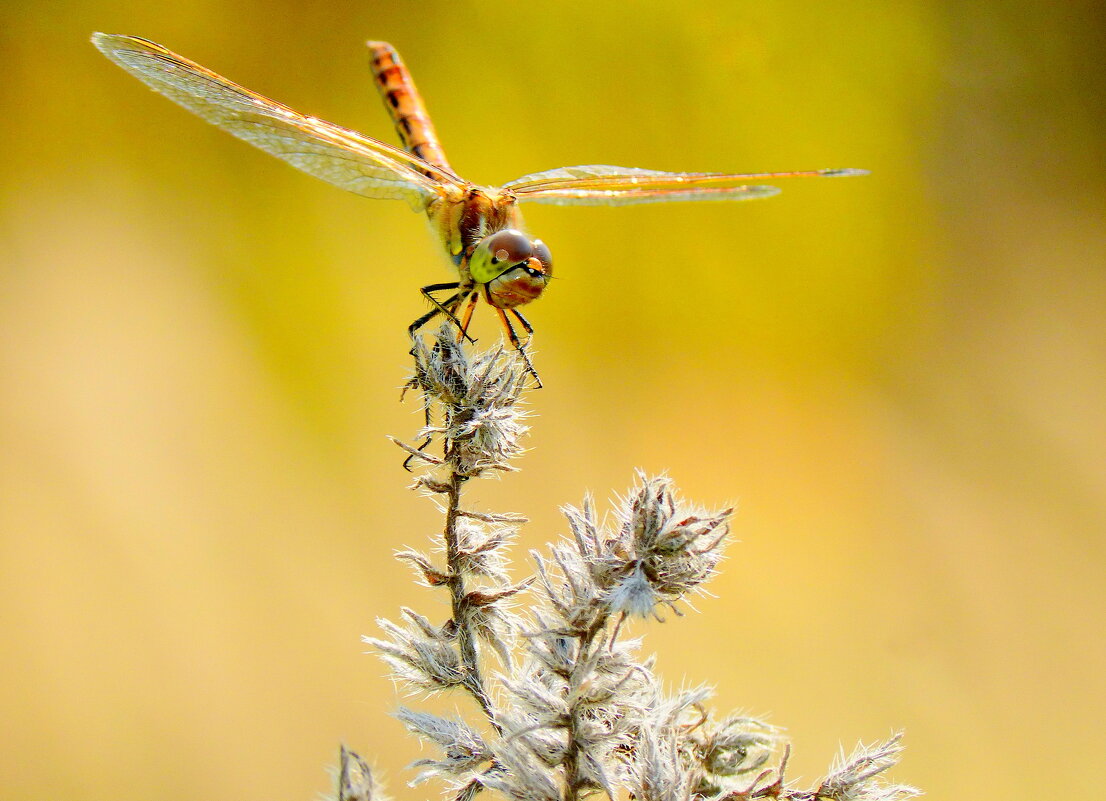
[2,1,1104,799]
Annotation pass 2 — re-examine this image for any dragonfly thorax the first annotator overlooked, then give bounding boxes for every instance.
[471,228,553,309]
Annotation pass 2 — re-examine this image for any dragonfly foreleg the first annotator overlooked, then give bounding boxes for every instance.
[494,307,542,389]
[409,283,475,344]
[401,323,462,471]
[403,287,472,470]
[402,398,435,472]
[399,338,439,471]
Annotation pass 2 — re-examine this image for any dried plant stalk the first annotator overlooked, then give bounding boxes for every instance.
[340,327,918,801]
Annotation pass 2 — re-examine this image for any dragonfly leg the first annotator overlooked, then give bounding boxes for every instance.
[402,323,464,471]
[495,307,542,389]
[508,308,535,337]
[403,288,470,471]
[409,283,474,344]
[407,289,462,411]
[402,395,435,472]
[456,292,479,343]
[399,339,438,471]
[408,292,457,335]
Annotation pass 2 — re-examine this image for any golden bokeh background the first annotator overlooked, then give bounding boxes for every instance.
[2,1,1104,799]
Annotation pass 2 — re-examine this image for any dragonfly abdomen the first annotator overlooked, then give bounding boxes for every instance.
[367,42,453,176]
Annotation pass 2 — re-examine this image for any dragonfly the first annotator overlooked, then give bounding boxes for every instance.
[92,33,866,383]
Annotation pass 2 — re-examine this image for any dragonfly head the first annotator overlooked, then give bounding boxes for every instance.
[470,228,553,309]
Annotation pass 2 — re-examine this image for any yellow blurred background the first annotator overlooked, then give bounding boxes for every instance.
[2,1,1104,799]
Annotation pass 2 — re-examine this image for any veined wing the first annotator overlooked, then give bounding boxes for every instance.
[92,33,467,209]
[504,164,866,206]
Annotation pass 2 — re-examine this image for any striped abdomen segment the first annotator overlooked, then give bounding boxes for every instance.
[367,42,453,175]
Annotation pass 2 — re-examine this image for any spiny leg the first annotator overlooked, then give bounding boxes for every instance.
[409,282,475,343]
[407,291,460,359]
[508,309,541,387]
[400,333,442,471]
[494,307,542,389]
[456,292,479,343]
[404,285,464,471]
[509,308,535,337]
[402,390,435,472]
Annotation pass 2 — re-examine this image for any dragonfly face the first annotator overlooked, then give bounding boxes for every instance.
[90,32,866,383]
[470,229,553,310]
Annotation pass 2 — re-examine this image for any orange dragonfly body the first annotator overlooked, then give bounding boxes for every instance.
[92,33,865,376]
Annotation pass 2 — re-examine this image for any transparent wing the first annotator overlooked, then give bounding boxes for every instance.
[93,33,467,209]
[504,164,866,206]
[509,184,782,206]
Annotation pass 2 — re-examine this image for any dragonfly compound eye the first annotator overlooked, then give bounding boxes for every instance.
[532,239,553,277]
[486,229,532,264]
[470,229,538,284]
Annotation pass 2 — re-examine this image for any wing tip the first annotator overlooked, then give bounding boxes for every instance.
[91,32,138,59]
[91,32,164,59]
[90,31,126,48]
[738,184,781,198]
[821,167,870,177]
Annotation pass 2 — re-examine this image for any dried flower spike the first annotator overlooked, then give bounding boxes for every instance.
[401,324,530,477]
[353,328,915,801]
[337,746,375,801]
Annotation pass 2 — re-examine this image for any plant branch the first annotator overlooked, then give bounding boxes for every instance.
[360,329,916,801]
[443,469,501,732]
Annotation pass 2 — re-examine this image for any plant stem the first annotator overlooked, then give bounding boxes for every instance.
[561,616,610,801]
[443,469,502,734]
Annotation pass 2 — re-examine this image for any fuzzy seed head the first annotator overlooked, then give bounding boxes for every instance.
[406,326,530,477]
